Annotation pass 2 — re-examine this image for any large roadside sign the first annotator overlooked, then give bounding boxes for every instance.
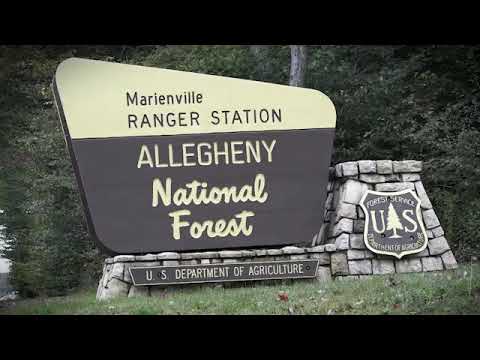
[52,58,336,255]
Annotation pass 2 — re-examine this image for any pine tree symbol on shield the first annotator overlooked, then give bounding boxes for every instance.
[359,189,429,259]
[386,202,403,238]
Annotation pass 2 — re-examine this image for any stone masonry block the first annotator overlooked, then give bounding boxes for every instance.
[428,236,450,256]
[180,252,206,260]
[161,259,179,266]
[110,262,125,281]
[432,226,445,238]
[395,258,422,273]
[341,161,359,176]
[282,246,305,255]
[123,265,133,283]
[332,218,354,237]
[393,160,422,173]
[135,254,157,261]
[222,259,240,264]
[350,234,366,249]
[113,255,135,263]
[358,160,376,174]
[157,252,181,260]
[309,253,330,265]
[335,233,350,250]
[414,181,433,209]
[241,250,256,258]
[353,220,365,233]
[254,249,268,257]
[195,252,220,259]
[372,259,395,275]
[359,174,386,183]
[128,285,149,298]
[401,173,421,182]
[375,182,415,192]
[181,259,199,265]
[441,251,458,270]
[423,209,441,229]
[410,248,430,258]
[347,250,366,260]
[290,254,308,260]
[331,253,349,275]
[421,257,444,272]
[316,266,332,282]
[348,260,372,275]
[98,278,130,301]
[384,174,401,182]
[325,244,337,252]
[336,202,357,220]
[339,180,369,205]
[266,249,283,256]
[306,245,326,253]
[376,160,393,174]
[219,250,244,258]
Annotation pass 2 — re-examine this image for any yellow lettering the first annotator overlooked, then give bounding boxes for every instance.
[182,143,196,166]
[169,209,191,240]
[197,142,212,166]
[261,139,276,162]
[137,144,154,168]
[245,140,261,163]
[230,141,245,164]
[168,144,182,167]
[168,210,255,240]
[152,177,171,207]
[213,142,229,165]
[402,209,418,233]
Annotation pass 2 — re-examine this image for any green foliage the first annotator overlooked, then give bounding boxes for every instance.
[140,45,255,78]
[0,46,123,296]
[0,45,479,297]
[306,45,480,261]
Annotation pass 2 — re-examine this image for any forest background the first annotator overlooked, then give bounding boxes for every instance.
[1,45,478,297]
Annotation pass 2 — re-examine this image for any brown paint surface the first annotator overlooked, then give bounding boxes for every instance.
[72,129,334,254]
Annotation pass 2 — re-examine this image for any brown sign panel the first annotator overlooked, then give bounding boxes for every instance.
[52,58,336,255]
[359,189,428,258]
[129,260,319,286]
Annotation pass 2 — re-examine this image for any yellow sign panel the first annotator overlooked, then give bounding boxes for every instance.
[54,58,336,139]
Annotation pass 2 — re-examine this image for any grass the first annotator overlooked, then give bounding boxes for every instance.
[1,264,479,315]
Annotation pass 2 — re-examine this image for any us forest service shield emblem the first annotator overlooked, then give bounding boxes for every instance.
[359,189,428,259]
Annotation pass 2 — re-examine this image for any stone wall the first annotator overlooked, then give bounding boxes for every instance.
[97,246,335,300]
[97,160,458,300]
[316,160,458,278]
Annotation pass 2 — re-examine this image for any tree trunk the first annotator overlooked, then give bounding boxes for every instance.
[249,45,270,80]
[289,45,308,87]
